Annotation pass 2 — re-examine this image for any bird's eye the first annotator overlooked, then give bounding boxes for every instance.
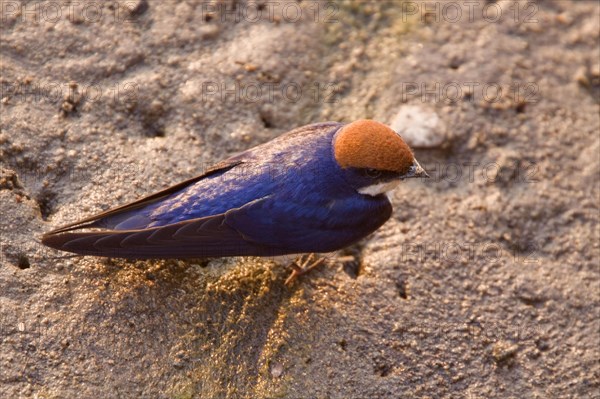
[365,168,382,178]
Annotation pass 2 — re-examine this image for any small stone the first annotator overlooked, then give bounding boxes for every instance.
[126,0,149,16]
[492,341,519,364]
[244,64,258,72]
[270,362,283,378]
[514,281,546,306]
[390,105,446,148]
[199,25,220,40]
[61,101,74,113]
[556,12,572,25]
[574,67,590,87]
[172,350,188,369]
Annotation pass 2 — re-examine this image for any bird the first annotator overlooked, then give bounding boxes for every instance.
[42,119,428,262]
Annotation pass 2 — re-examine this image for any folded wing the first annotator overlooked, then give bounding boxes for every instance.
[41,160,286,258]
[41,200,283,258]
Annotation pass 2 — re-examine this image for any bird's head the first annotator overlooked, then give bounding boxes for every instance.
[333,119,428,196]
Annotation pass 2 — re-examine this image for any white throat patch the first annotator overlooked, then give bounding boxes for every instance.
[358,180,401,196]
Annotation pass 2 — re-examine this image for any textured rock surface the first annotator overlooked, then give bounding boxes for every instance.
[1,1,599,398]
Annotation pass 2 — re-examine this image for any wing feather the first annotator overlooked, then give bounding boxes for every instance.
[41,201,281,259]
[39,161,287,259]
[43,160,242,236]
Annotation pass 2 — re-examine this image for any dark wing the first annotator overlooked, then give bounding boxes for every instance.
[43,193,392,259]
[225,192,394,253]
[42,160,242,236]
[41,197,280,259]
[40,160,277,258]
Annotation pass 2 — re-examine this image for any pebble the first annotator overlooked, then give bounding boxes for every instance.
[492,341,519,364]
[390,105,446,148]
[270,362,284,378]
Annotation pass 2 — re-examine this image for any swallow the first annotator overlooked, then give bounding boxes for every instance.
[42,120,428,259]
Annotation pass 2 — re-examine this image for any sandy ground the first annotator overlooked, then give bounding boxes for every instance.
[1,0,599,398]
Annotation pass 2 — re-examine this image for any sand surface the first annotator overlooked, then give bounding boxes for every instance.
[1,1,599,398]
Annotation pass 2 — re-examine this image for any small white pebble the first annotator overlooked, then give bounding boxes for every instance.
[270,362,283,378]
[390,105,446,148]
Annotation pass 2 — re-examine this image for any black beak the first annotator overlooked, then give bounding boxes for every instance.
[402,159,429,179]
